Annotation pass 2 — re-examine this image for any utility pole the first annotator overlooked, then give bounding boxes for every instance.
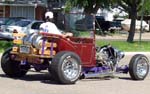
[139,0,145,44]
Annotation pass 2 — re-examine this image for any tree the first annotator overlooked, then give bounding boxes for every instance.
[116,0,143,42]
[65,0,139,42]
[142,0,150,15]
[117,0,141,42]
[47,0,64,10]
[116,0,150,42]
[65,0,113,14]
[142,0,150,32]
[65,0,150,42]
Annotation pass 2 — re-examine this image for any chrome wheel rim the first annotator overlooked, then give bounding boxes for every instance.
[62,56,79,81]
[136,57,148,78]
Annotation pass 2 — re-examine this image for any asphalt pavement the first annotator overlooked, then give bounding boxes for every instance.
[0,25,150,94]
[0,53,150,94]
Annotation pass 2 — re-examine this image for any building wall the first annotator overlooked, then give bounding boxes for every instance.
[0,6,4,17]
[0,6,10,17]
[10,6,35,19]
[35,6,46,20]
[0,4,46,20]
[5,6,10,17]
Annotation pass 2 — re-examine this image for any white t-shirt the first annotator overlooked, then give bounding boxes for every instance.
[39,22,62,35]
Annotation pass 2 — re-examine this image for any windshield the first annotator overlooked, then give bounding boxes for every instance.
[5,19,16,25]
[14,20,31,27]
[0,18,9,25]
[64,13,95,38]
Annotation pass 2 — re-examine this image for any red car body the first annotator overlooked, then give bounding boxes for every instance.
[41,32,96,67]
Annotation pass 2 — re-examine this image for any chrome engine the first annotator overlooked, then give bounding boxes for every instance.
[22,33,44,49]
[96,45,125,70]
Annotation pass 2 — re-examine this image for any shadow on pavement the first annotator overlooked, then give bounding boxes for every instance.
[0,74,7,78]
[0,73,61,85]
[80,76,132,82]
[0,73,134,85]
[118,77,132,80]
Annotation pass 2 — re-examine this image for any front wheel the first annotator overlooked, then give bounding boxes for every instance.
[129,54,149,80]
[49,51,82,84]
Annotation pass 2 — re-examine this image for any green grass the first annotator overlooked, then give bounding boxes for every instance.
[0,40,149,53]
[0,41,13,53]
[96,40,150,52]
[79,31,90,37]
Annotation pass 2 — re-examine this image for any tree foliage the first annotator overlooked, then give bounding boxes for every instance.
[65,0,113,14]
[117,0,142,17]
[65,0,150,42]
[115,0,141,42]
[143,0,150,15]
[116,0,150,42]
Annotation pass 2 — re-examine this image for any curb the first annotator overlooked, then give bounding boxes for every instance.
[125,52,150,55]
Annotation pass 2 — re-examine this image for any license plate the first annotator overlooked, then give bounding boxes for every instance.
[20,45,30,54]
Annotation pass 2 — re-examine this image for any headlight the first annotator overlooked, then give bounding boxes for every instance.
[114,48,125,60]
[118,51,125,59]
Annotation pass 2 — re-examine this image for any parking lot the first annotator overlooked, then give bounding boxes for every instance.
[0,53,150,94]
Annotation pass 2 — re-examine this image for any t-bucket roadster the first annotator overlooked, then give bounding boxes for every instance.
[1,14,149,84]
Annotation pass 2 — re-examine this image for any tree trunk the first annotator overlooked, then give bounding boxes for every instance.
[127,7,137,43]
[149,20,150,32]
[84,5,100,14]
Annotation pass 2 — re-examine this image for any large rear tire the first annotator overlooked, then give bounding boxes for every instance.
[1,48,30,78]
[129,54,149,80]
[49,51,81,84]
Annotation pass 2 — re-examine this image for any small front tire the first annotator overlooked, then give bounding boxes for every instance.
[129,54,149,80]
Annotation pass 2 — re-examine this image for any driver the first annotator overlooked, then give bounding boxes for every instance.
[39,11,73,37]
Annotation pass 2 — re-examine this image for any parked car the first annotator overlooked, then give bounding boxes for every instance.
[6,19,43,33]
[109,20,122,32]
[95,16,123,34]
[121,19,149,32]
[0,17,7,26]
[0,17,8,32]
[0,19,43,40]
[0,17,25,32]
[95,16,109,32]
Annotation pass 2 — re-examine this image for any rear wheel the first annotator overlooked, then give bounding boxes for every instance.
[1,48,30,77]
[129,54,149,80]
[49,51,81,84]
